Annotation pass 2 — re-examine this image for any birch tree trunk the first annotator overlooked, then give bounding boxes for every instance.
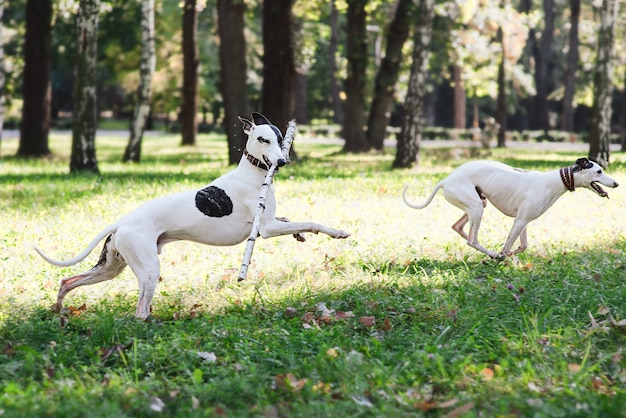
[17,0,52,157]
[342,0,369,153]
[366,0,413,150]
[123,0,155,163]
[70,0,100,174]
[180,0,198,146]
[392,0,434,169]
[217,0,249,165]
[588,0,618,167]
[561,0,580,132]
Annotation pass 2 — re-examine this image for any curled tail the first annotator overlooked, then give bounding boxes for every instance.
[33,224,118,267]
[402,182,444,209]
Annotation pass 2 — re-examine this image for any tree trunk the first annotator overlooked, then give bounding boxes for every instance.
[123,0,155,163]
[17,0,52,157]
[70,0,100,174]
[453,64,466,129]
[0,0,4,154]
[261,0,296,136]
[328,0,343,125]
[561,0,580,132]
[519,0,535,129]
[342,0,369,153]
[588,0,618,167]
[180,0,198,146]
[217,0,249,165]
[295,73,309,124]
[496,25,507,148]
[392,0,434,169]
[366,0,413,150]
[532,0,555,131]
[621,67,626,152]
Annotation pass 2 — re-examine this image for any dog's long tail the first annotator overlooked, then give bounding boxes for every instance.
[402,182,444,209]
[33,224,118,267]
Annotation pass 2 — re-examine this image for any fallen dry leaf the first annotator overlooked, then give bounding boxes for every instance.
[274,373,308,393]
[442,402,475,418]
[382,317,392,332]
[359,316,376,327]
[480,367,494,380]
[568,363,581,373]
[335,311,355,320]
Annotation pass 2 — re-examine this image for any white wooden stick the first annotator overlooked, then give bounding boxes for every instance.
[238,119,297,281]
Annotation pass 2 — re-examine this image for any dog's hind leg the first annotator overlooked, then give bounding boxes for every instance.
[451,187,488,240]
[113,230,161,319]
[56,235,127,311]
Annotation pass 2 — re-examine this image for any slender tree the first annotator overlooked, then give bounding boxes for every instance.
[496,24,507,148]
[17,0,52,157]
[532,0,555,131]
[217,0,249,165]
[366,0,414,150]
[328,0,343,124]
[0,0,4,156]
[622,67,626,152]
[180,0,198,146]
[261,0,296,135]
[453,64,466,129]
[70,0,100,174]
[588,0,619,166]
[123,0,155,163]
[561,0,580,132]
[392,0,434,168]
[343,0,369,153]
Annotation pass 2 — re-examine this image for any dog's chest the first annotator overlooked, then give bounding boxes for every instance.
[195,186,234,217]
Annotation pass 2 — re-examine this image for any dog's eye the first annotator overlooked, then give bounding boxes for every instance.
[257,136,270,144]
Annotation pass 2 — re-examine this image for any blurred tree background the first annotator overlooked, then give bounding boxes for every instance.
[1,0,624,168]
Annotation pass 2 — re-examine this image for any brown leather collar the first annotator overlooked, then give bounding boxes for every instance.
[559,166,575,192]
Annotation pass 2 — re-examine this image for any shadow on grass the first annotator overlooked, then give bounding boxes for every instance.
[2,240,626,415]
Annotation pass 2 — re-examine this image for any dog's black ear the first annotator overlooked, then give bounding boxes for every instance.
[574,157,593,171]
[270,125,284,144]
[252,112,271,126]
[238,116,254,135]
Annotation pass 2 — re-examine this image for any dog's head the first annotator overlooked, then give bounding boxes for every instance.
[238,112,286,169]
[572,157,619,198]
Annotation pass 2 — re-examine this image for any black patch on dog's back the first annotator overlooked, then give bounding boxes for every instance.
[195,186,233,217]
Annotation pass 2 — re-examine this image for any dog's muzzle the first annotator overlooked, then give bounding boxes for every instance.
[591,180,618,198]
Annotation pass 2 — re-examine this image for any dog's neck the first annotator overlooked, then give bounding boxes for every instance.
[559,166,575,192]
[243,149,271,171]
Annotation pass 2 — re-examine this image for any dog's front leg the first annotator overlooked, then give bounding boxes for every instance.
[500,219,529,257]
[260,218,350,240]
[275,217,306,242]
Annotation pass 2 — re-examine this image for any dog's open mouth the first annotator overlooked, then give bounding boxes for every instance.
[591,181,609,198]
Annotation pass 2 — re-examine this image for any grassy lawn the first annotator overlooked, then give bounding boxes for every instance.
[1,133,626,417]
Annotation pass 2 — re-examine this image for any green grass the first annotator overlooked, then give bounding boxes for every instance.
[2,133,626,417]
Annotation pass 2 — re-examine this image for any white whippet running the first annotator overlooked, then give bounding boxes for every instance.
[35,113,350,318]
[403,158,618,259]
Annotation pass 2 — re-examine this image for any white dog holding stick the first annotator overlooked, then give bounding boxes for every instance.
[35,112,350,319]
